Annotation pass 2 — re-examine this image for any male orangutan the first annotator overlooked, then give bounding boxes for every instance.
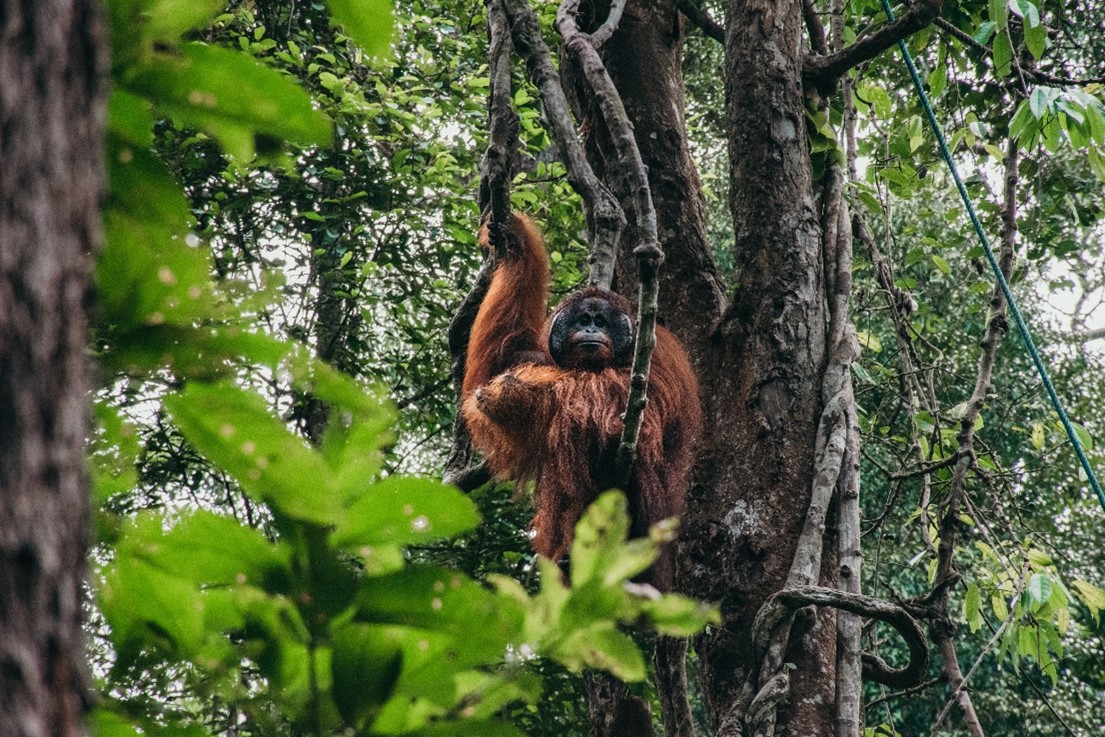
[462,213,701,584]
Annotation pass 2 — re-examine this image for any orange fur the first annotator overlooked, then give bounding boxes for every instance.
[462,214,702,576]
[462,215,549,396]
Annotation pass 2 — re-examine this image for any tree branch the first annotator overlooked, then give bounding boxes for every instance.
[752,587,931,690]
[500,0,626,289]
[927,137,1021,737]
[555,0,664,492]
[445,0,518,487]
[934,17,1105,87]
[591,0,628,48]
[803,0,944,93]
[482,0,520,256]
[674,0,724,44]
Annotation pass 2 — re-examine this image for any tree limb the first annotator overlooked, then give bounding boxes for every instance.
[555,0,664,492]
[674,0,724,44]
[752,586,931,690]
[500,0,626,289]
[934,17,1105,88]
[445,0,518,487]
[803,0,944,93]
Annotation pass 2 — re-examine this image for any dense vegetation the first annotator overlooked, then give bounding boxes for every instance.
[21,0,1105,734]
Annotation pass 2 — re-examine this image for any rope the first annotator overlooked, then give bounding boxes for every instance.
[877,0,1105,513]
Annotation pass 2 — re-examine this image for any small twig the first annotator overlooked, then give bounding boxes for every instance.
[864,676,944,710]
[889,450,966,480]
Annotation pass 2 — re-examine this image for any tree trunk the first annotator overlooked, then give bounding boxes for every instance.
[573,1,840,735]
[0,2,107,735]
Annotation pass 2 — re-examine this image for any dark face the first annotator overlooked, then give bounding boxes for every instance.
[548,292,634,370]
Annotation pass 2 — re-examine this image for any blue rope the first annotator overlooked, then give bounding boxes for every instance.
[876,0,1105,513]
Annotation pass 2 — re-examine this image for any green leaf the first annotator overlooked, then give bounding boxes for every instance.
[1009,100,1039,143]
[988,0,1007,26]
[166,383,342,525]
[99,556,206,656]
[107,89,155,147]
[1072,579,1105,620]
[90,403,140,503]
[1026,573,1053,610]
[639,594,720,636]
[1026,547,1053,568]
[123,43,331,159]
[992,591,1010,621]
[973,20,997,46]
[965,583,983,632]
[1070,420,1093,451]
[928,62,947,98]
[992,31,1013,78]
[331,623,403,727]
[332,476,480,548]
[855,330,883,353]
[553,623,647,681]
[1030,422,1046,450]
[121,510,288,587]
[401,722,527,737]
[1029,88,1052,119]
[1025,22,1046,59]
[327,0,395,59]
[89,708,143,737]
[143,0,226,42]
[352,567,524,661]
[569,491,633,587]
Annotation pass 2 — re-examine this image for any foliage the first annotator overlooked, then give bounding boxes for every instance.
[82,0,1105,734]
[89,1,716,736]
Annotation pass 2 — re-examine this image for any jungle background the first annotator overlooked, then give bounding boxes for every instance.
[3,0,1105,735]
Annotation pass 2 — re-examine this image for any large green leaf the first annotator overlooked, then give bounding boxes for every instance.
[333,476,480,548]
[551,622,647,681]
[352,567,524,658]
[119,510,289,587]
[327,0,395,59]
[123,43,331,159]
[568,490,633,587]
[99,556,206,657]
[331,623,403,727]
[166,382,342,525]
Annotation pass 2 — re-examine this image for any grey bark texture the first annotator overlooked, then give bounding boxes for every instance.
[0,1,108,736]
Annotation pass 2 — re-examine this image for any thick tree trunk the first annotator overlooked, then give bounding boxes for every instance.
[560,2,724,734]
[0,2,107,736]
[574,1,840,735]
[684,1,836,734]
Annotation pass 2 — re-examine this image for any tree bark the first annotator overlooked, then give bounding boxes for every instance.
[557,0,844,733]
[0,2,107,736]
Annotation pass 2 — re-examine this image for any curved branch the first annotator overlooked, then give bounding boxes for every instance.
[753,586,931,689]
[591,0,628,48]
[803,0,944,93]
